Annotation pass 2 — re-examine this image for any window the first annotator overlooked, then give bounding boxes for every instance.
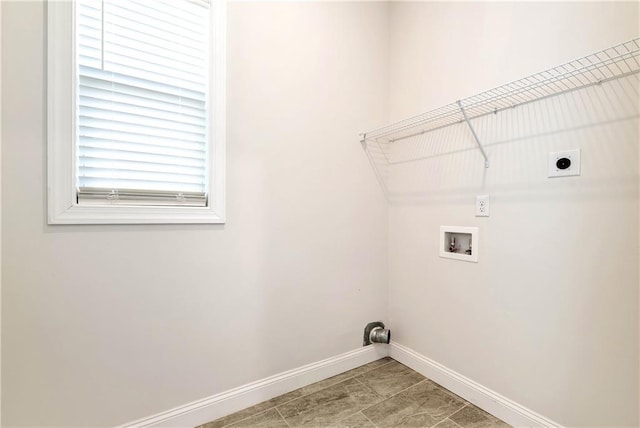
[47,0,225,224]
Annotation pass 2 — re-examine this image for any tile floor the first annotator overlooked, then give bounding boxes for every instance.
[198,357,511,428]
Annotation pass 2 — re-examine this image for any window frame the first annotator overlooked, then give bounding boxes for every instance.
[47,0,226,224]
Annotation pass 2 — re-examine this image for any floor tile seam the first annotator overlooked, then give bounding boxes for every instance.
[355,377,427,416]
[214,358,396,427]
[414,377,470,408]
[360,410,381,428]
[351,359,396,381]
[274,375,361,415]
[226,375,425,428]
[441,401,473,424]
[374,377,430,401]
[220,406,279,428]
[439,402,510,427]
[275,378,381,425]
[444,400,469,419]
[352,376,368,388]
[334,409,374,426]
[351,376,387,404]
[273,359,394,410]
[395,404,466,428]
[367,359,396,371]
[430,417,464,428]
[357,377,465,428]
[446,403,471,424]
[447,417,465,428]
[306,377,387,425]
[274,406,291,428]
[425,379,470,405]
[399,409,445,424]
[403,378,502,425]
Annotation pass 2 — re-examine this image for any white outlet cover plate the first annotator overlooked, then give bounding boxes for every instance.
[548,149,581,177]
[475,195,490,217]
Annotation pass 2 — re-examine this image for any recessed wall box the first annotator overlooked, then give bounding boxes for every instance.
[439,226,479,263]
[548,149,581,177]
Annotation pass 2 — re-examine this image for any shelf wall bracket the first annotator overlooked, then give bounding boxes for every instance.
[457,100,489,168]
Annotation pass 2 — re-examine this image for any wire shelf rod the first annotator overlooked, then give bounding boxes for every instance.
[457,100,489,168]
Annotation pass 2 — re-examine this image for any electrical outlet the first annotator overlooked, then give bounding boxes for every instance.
[476,195,490,217]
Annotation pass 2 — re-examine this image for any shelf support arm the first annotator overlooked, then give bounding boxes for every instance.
[457,100,489,168]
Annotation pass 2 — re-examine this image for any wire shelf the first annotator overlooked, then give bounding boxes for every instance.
[361,38,640,167]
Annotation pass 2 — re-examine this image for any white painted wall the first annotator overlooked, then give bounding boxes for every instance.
[0,1,3,425]
[1,1,389,426]
[387,2,639,426]
[3,1,640,426]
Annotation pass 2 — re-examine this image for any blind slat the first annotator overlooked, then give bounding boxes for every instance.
[98,22,204,60]
[79,146,206,167]
[106,1,206,38]
[104,10,205,53]
[99,34,205,68]
[79,157,205,175]
[81,165,206,179]
[79,107,206,136]
[79,127,206,151]
[79,138,206,160]
[79,96,206,126]
[80,66,206,102]
[78,178,206,192]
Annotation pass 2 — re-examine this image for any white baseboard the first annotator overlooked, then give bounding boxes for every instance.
[389,342,563,428]
[119,345,388,428]
[119,341,560,428]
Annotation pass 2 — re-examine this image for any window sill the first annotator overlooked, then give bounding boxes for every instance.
[48,203,225,225]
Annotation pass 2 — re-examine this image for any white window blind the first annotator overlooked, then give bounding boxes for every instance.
[76,0,210,206]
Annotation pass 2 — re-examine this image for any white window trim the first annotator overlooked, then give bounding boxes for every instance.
[47,0,226,224]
